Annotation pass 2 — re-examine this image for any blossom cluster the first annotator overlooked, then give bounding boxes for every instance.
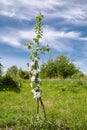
[32,89,41,99]
[28,57,42,99]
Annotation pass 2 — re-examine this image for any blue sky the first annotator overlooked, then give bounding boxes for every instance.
[0,0,87,74]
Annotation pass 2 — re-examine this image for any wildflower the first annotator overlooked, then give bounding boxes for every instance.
[31,76,36,82]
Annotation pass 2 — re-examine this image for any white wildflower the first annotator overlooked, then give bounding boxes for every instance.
[31,76,36,82]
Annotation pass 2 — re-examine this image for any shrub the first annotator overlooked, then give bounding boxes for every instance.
[1,75,16,86]
[0,75,21,92]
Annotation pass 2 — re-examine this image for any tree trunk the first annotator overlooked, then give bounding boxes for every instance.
[39,97,47,120]
[36,98,39,120]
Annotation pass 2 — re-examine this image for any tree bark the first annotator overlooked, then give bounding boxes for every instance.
[36,98,39,120]
[39,97,47,120]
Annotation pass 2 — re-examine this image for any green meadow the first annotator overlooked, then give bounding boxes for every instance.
[0,79,87,130]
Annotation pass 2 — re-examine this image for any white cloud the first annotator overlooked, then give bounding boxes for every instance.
[1,26,87,52]
[0,27,21,47]
[0,0,87,24]
[19,30,34,40]
[0,35,20,47]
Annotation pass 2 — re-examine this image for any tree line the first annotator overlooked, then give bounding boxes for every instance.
[0,54,85,86]
[40,55,85,79]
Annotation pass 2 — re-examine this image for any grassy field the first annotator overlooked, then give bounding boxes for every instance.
[0,79,87,130]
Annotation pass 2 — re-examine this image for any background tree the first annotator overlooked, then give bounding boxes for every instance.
[40,62,47,78]
[40,59,57,78]
[71,71,85,79]
[6,66,22,87]
[40,55,81,79]
[54,55,78,78]
[46,58,57,78]
[6,65,18,76]
[18,68,29,79]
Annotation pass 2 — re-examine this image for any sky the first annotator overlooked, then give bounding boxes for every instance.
[0,0,87,74]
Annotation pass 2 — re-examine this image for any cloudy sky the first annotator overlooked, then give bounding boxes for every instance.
[0,0,87,74]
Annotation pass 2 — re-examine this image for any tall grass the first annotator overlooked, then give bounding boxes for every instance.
[0,79,87,129]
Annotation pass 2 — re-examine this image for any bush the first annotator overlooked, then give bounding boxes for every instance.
[71,72,85,79]
[1,75,17,86]
[0,75,21,92]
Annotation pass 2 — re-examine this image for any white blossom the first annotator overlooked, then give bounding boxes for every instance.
[32,89,41,99]
[28,66,31,72]
[32,69,38,76]
[31,76,36,82]
[34,91,41,99]
[37,84,40,87]
[34,87,39,91]
[34,57,39,62]
[37,78,41,82]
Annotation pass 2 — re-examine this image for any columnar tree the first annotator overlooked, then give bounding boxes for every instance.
[25,13,50,120]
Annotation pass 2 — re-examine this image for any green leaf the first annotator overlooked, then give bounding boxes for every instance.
[33,38,39,43]
[24,41,34,50]
[32,49,36,55]
[30,54,33,60]
[46,47,50,52]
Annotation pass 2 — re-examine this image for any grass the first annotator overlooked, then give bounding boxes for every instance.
[0,79,87,130]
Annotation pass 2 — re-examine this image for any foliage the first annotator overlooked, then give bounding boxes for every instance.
[54,55,78,78]
[6,65,18,76]
[71,71,85,79]
[0,75,21,92]
[44,59,57,78]
[6,66,29,80]
[0,66,23,89]
[18,68,29,79]
[5,66,22,87]
[40,55,81,79]
[1,75,17,86]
